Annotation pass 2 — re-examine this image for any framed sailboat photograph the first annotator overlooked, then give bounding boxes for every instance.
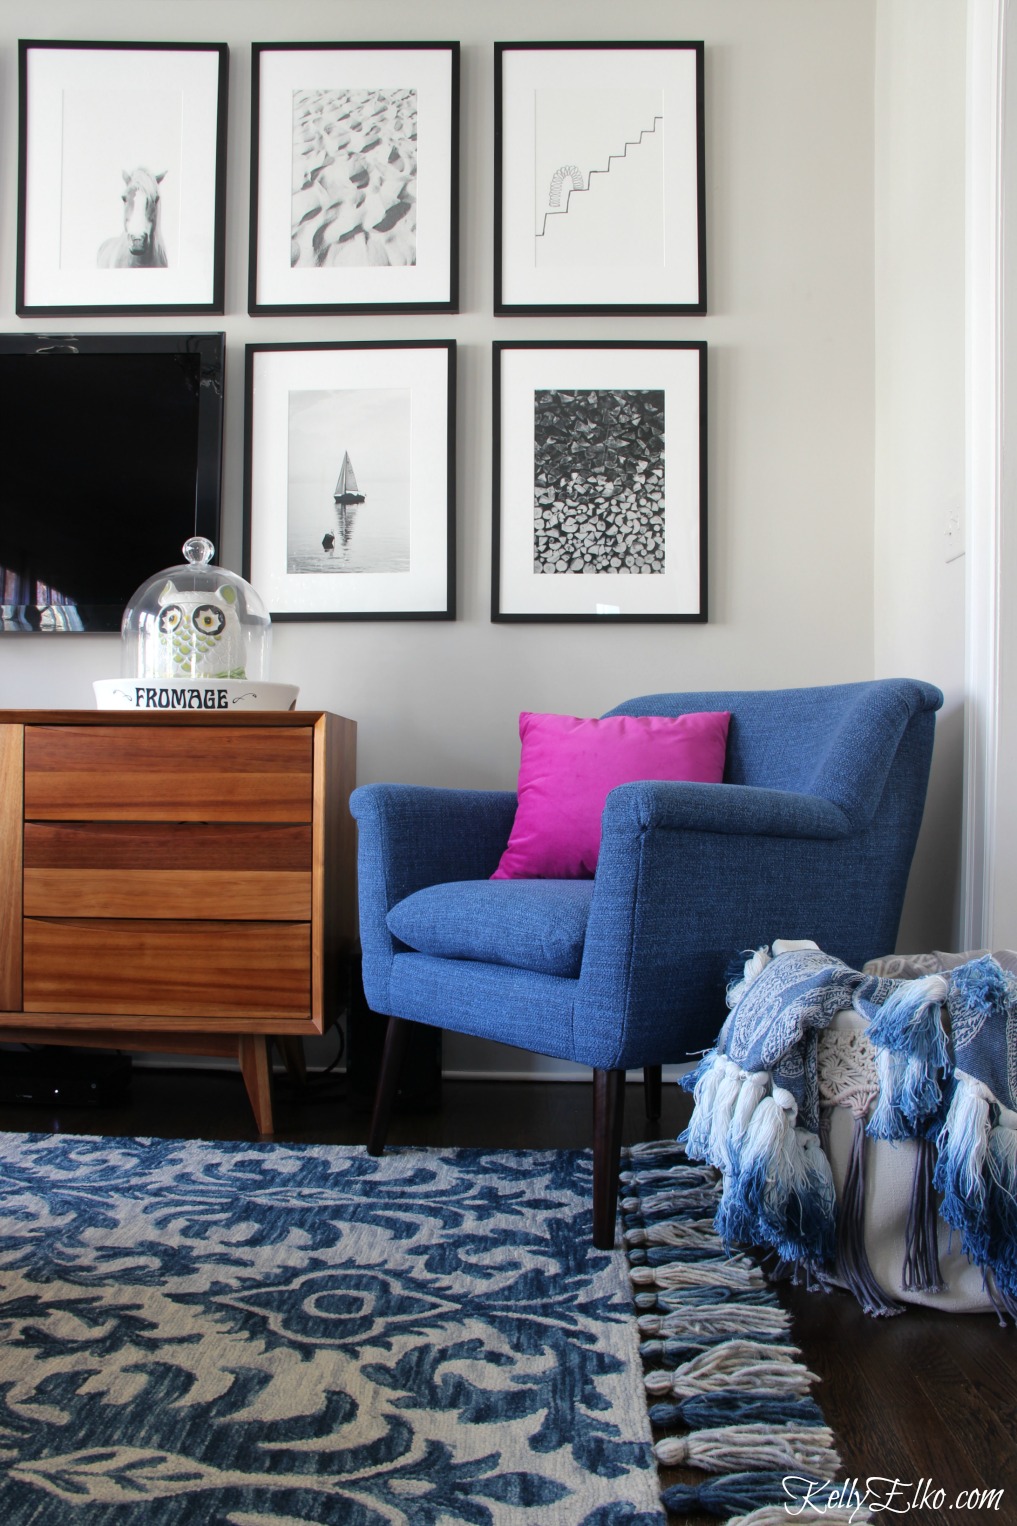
[243,340,456,620]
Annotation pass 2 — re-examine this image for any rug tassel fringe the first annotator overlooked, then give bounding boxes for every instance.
[630,1260,765,1291]
[645,1339,819,1398]
[624,1218,721,1248]
[648,1392,823,1430]
[653,1420,839,1476]
[621,1187,724,1216]
[637,1307,791,1339]
[661,1470,840,1518]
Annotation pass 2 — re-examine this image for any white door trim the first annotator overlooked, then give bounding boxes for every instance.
[963,0,1006,948]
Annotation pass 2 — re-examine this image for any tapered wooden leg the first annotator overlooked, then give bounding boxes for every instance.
[643,1064,663,1121]
[238,1035,274,1135]
[367,1015,412,1156]
[592,1068,626,1250]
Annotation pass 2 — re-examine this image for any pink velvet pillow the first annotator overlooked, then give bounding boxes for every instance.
[491,710,730,880]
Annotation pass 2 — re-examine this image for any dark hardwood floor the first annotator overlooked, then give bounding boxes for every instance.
[1,1058,1013,1525]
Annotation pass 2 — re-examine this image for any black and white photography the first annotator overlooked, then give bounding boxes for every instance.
[495,42,705,315]
[493,341,706,622]
[286,388,411,575]
[291,87,417,269]
[533,388,665,575]
[58,87,181,271]
[244,340,456,620]
[17,42,227,316]
[250,43,458,314]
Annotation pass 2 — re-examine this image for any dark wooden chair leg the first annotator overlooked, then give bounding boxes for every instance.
[367,1015,411,1156]
[592,1068,626,1250]
[643,1064,662,1121]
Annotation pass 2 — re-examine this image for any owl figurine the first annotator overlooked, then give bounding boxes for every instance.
[152,578,247,679]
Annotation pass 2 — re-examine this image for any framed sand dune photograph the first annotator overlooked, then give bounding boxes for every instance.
[249,42,459,315]
[494,41,705,316]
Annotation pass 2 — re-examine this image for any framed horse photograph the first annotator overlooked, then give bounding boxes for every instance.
[16,41,229,317]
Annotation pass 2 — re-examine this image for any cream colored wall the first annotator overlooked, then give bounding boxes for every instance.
[873,0,967,951]
[0,0,878,770]
[4,0,967,1075]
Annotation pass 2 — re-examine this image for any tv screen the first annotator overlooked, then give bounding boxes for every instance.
[0,333,224,632]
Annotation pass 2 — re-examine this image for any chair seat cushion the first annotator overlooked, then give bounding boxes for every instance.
[386,879,594,978]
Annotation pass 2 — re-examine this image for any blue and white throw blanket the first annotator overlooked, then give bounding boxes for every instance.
[681,940,1017,1317]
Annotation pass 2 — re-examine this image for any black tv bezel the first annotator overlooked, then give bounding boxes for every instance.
[0,330,225,633]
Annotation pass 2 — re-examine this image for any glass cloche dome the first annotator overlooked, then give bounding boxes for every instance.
[120,537,271,682]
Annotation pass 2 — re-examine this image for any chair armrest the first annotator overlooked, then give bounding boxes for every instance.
[610,779,852,840]
[574,780,888,1072]
[351,783,518,902]
[350,783,517,1012]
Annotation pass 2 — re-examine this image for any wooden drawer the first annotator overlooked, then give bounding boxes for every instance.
[24,725,313,822]
[23,822,312,920]
[23,918,312,1019]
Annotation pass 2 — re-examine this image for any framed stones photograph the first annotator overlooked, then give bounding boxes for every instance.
[243,340,456,621]
[492,341,707,623]
[249,42,459,315]
[16,41,228,317]
[494,41,705,316]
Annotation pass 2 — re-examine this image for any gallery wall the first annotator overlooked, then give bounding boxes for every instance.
[0,0,967,1074]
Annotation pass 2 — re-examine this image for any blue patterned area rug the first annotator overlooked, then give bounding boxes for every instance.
[0,1132,666,1526]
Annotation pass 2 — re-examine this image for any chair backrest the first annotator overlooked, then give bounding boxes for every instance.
[605,679,943,833]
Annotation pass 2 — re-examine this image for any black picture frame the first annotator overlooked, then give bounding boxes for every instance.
[249,41,460,315]
[244,340,456,621]
[16,40,229,317]
[492,340,707,623]
[494,41,706,316]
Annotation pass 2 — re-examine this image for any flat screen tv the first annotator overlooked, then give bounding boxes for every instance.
[0,332,225,632]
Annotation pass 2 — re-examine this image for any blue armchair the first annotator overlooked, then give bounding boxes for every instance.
[350,679,943,1248]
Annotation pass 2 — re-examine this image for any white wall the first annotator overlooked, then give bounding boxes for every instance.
[0,0,967,1073]
[873,0,967,951]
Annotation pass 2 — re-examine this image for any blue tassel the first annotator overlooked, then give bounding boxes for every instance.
[984,1124,1017,1299]
[661,1471,835,1517]
[648,1392,824,1430]
[867,1048,919,1141]
[948,955,1015,1037]
[730,1095,836,1270]
[866,972,950,1067]
[641,1337,728,1366]
[632,1245,743,1267]
[933,1074,993,1270]
[679,1047,716,1098]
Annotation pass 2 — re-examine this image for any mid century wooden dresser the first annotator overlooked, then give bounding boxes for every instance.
[0,709,356,1132]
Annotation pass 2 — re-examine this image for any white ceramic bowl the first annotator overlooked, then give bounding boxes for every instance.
[93,678,300,712]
